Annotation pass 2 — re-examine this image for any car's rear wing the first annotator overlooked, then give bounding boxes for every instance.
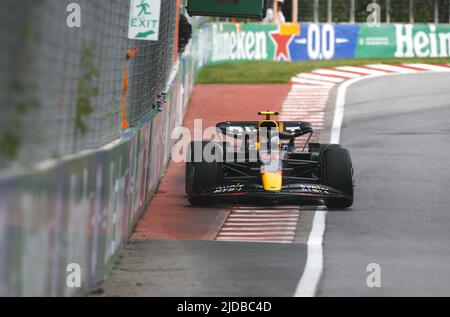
[216,121,313,138]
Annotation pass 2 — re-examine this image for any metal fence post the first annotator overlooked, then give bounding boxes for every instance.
[274,0,279,23]
[314,0,319,23]
[386,0,391,23]
[409,0,414,24]
[350,0,355,23]
[434,0,439,24]
[292,0,298,23]
[328,0,333,23]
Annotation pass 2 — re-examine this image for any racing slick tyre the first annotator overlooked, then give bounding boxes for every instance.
[186,141,223,206]
[321,144,354,209]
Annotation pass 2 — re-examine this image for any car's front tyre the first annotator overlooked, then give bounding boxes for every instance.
[321,144,354,209]
[186,141,223,206]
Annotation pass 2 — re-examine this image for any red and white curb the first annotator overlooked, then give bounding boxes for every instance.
[216,206,301,243]
[215,63,450,246]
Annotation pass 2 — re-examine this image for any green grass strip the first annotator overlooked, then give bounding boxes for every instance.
[197,58,450,84]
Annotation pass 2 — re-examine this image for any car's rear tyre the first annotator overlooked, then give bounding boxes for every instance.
[321,144,354,209]
[186,141,223,206]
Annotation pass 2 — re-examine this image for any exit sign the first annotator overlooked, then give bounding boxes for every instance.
[187,0,266,20]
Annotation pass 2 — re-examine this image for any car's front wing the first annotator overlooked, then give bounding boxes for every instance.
[195,183,350,202]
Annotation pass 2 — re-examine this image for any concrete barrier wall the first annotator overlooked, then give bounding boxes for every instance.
[0,31,203,296]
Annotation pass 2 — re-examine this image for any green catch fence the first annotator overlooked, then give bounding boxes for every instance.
[0,0,177,169]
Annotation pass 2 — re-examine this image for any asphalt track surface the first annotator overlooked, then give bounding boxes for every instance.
[98,241,307,297]
[98,72,450,297]
[320,72,450,296]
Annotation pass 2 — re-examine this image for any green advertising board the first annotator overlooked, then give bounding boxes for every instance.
[207,23,278,64]
[355,25,397,58]
[356,24,450,59]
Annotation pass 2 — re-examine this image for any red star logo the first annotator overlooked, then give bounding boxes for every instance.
[270,33,294,61]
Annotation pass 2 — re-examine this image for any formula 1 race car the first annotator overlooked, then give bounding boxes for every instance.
[185,112,354,209]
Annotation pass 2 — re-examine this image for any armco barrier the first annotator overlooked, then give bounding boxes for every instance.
[202,23,450,64]
[0,29,203,296]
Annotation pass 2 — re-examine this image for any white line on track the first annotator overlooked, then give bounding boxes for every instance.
[405,63,450,71]
[230,215,299,218]
[220,227,297,231]
[218,232,296,236]
[224,218,299,221]
[335,66,388,75]
[312,68,361,78]
[231,214,299,217]
[330,76,362,144]
[233,206,299,210]
[295,73,345,83]
[291,78,336,86]
[217,236,294,239]
[216,238,294,243]
[365,64,417,73]
[294,209,327,297]
[230,210,300,213]
[224,222,298,226]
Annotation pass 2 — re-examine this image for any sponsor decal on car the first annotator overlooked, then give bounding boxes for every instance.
[298,184,329,194]
[213,184,244,194]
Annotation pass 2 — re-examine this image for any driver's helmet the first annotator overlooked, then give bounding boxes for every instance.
[259,124,280,152]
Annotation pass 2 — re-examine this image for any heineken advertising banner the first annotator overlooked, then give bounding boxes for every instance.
[357,24,450,58]
[204,22,450,64]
